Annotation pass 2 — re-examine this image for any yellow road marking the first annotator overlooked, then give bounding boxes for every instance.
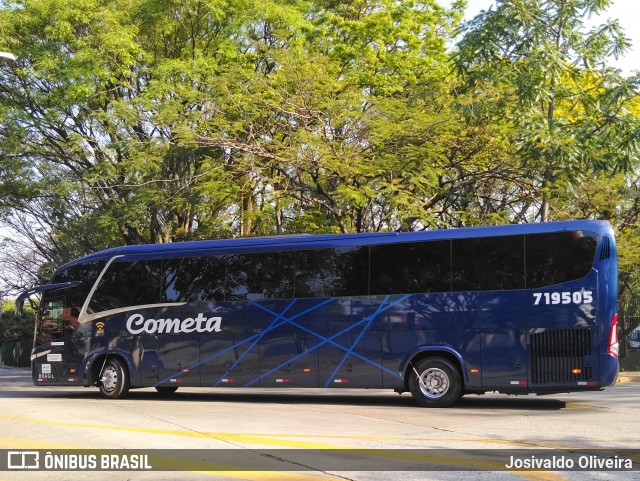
[0,414,620,451]
[0,413,338,449]
[0,413,573,481]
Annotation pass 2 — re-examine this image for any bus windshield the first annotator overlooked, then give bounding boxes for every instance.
[34,260,105,347]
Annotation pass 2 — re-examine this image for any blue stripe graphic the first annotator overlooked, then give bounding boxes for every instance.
[156,295,409,387]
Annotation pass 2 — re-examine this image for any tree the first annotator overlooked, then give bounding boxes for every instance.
[193,0,487,232]
[0,299,34,341]
[0,0,468,290]
[455,0,640,222]
[6,0,640,299]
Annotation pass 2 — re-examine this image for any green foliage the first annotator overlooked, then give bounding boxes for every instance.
[0,300,34,341]
[1,0,640,295]
[455,0,640,221]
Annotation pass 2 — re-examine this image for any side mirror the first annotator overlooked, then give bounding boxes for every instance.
[15,281,82,317]
[15,292,29,317]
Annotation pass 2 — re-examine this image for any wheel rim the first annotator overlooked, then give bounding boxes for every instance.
[418,367,450,399]
[101,365,118,393]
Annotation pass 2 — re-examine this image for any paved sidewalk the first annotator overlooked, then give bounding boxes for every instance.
[618,371,640,382]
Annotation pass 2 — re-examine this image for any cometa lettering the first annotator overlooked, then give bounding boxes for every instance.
[126,313,222,335]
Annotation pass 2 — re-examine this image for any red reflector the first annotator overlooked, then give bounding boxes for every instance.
[608,313,619,358]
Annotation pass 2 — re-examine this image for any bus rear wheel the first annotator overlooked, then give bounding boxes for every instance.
[409,357,462,408]
[99,358,130,399]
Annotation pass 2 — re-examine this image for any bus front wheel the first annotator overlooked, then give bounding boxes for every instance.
[408,357,462,408]
[99,358,130,399]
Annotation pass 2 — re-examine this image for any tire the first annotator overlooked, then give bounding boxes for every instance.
[408,357,462,408]
[155,386,179,395]
[99,358,130,399]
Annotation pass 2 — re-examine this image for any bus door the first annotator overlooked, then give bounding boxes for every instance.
[136,335,158,386]
[33,294,83,385]
[480,329,529,389]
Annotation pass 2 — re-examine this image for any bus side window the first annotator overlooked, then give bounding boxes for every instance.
[525,232,597,288]
[370,240,451,295]
[295,247,368,298]
[452,235,525,291]
[226,251,295,301]
[162,256,226,303]
[90,260,163,312]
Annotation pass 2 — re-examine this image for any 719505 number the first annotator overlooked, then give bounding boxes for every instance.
[533,290,593,306]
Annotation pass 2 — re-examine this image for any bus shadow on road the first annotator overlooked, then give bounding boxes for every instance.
[0,370,567,409]
[0,388,569,409]
[122,389,568,410]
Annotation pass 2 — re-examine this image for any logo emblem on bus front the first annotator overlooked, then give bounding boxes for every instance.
[95,321,105,336]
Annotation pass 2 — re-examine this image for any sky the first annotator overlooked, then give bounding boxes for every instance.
[459,0,640,74]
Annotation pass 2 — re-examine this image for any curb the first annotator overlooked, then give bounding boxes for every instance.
[617,373,640,383]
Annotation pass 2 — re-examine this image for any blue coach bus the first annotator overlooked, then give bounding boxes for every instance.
[17,220,619,407]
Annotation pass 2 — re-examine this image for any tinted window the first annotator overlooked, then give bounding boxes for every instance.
[295,247,369,298]
[452,235,525,291]
[526,231,597,288]
[226,251,294,300]
[33,261,108,344]
[51,260,106,308]
[162,256,226,302]
[90,260,163,311]
[36,295,76,344]
[52,260,106,285]
[370,241,451,294]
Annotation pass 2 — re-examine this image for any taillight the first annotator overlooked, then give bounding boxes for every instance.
[608,313,619,358]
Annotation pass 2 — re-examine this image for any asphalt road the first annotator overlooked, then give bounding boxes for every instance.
[0,366,638,481]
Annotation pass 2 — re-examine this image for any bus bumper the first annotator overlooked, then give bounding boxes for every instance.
[600,353,619,387]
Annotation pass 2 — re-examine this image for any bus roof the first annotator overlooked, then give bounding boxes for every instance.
[58,220,612,269]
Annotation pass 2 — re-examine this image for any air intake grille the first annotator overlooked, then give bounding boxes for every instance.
[600,235,611,261]
[530,328,592,384]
